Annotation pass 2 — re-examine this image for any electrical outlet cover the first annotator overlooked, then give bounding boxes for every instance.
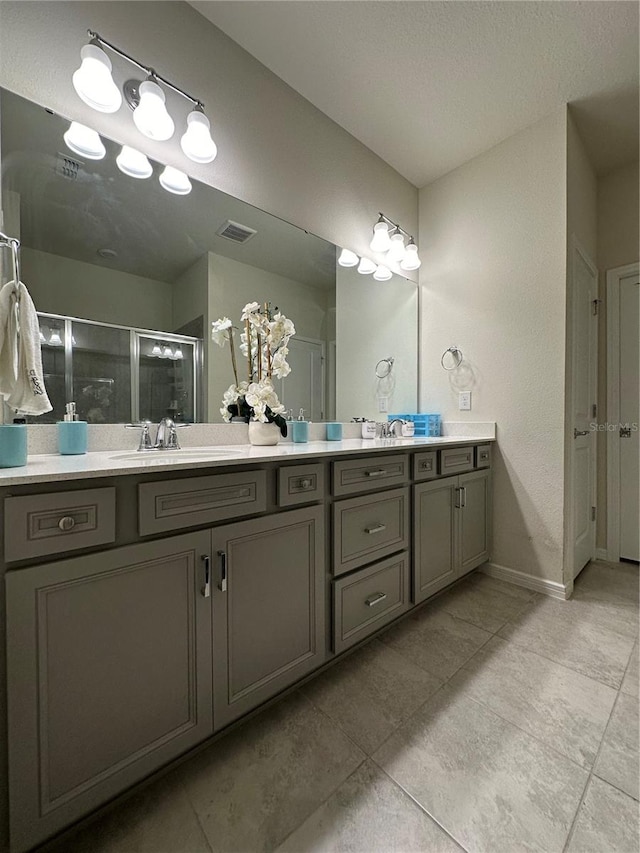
[459,391,471,411]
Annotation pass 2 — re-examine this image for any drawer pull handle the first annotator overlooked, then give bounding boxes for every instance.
[297,478,313,490]
[365,523,387,535]
[421,461,432,470]
[201,555,211,598]
[365,592,387,607]
[364,469,386,478]
[58,516,76,532]
[218,550,227,592]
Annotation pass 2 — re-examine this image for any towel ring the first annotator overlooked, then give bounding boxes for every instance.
[375,357,394,379]
[441,346,463,370]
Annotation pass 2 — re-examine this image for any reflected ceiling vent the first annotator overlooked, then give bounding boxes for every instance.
[55,152,82,180]
[216,220,257,244]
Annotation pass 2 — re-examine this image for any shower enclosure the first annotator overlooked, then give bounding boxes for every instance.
[37,313,202,424]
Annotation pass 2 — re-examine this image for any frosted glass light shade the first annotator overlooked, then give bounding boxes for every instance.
[387,230,406,263]
[163,345,173,359]
[357,257,377,275]
[63,122,106,160]
[373,264,392,281]
[49,329,63,346]
[400,242,422,270]
[159,165,192,195]
[151,342,162,357]
[173,345,184,360]
[338,248,359,267]
[180,110,217,163]
[116,145,152,179]
[133,80,175,141]
[370,221,391,253]
[72,44,122,113]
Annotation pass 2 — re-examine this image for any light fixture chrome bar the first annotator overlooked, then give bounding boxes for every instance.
[87,30,204,109]
[376,212,414,241]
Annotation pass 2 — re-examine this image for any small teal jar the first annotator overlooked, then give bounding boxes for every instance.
[326,423,342,441]
[291,420,309,443]
[58,420,88,455]
[0,421,28,468]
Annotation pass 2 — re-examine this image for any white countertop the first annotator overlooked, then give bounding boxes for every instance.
[0,435,494,486]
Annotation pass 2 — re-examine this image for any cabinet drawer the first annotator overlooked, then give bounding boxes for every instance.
[439,446,475,476]
[139,470,267,536]
[413,450,437,481]
[332,454,408,496]
[475,444,492,469]
[4,487,116,563]
[333,552,410,654]
[333,487,409,576]
[277,463,325,507]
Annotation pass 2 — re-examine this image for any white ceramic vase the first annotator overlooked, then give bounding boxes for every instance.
[248,420,280,446]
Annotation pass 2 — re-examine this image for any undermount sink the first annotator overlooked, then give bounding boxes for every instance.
[111,448,245,461]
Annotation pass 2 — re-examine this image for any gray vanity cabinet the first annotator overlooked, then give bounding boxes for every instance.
[458,468,492,573]
[5,530,213,853]
[210,505,325,731]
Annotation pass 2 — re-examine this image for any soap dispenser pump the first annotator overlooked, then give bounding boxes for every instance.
[58,402,88,455]
[291,408,309,443]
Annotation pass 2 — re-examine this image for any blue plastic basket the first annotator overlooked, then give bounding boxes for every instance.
[388,413,441,437]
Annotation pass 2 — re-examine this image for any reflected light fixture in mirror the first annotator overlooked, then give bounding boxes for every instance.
[151,342,162,357]
[357,257,377,275]
[116,145,153,179]
[159,165,192,195]
[338,248,359,267]
[63,121,106,160]
[373,264,392,281]
[72,43,122,113]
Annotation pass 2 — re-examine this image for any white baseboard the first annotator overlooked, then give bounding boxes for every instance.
[481,562,573,600]
[595,548,609,562]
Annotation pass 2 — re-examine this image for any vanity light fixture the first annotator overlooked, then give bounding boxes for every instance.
[337,248,359,267]
[73,32,217,163]
[159,165,192,195]
[63,121,106,160]
[163,344,174,359]
[151,342,162,357]
[370,212,422,271]
[387,228,406,263]
[400,237,422,271]
[48,328,63,347]
[116,145,153,179]
[357,257,377,275]
[72,42,122,114]
[369,215,392,253]
[173,345,184,360]
[373,264,392,281]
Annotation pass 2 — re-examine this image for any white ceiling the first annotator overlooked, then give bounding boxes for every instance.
[192,0,639,186]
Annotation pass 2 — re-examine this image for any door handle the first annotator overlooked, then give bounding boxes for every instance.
[218,550,227,592]
[574,428,589,438]
[201,555,211,598]
[454,487,462,509]
[460,486,467,508]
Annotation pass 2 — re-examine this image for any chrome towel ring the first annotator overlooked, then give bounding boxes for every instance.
[375,357,394,379]
[441,346,463,370]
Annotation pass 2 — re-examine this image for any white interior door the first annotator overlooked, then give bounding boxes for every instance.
[571,243,598,578]
[619,273,639,561]
[275,337,325,422]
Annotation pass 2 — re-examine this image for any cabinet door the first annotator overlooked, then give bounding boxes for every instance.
[6,531,213,853]
[458,469,492,575]
[413,479,457,604]
[211,506,325,730]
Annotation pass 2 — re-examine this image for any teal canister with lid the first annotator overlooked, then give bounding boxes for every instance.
[58,402,88,455]
[0,418,28,468]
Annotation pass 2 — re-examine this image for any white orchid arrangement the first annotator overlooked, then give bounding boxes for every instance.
[211,302,296,436]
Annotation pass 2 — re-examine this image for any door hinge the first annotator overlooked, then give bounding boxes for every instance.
[592,299,601,316]
[592,403,597,419]
[591,506,596,522]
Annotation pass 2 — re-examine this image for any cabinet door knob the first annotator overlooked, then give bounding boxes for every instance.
[58,516,76,532]
[365,592,387,607]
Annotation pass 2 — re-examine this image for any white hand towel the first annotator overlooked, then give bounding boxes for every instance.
[0,281,52,416]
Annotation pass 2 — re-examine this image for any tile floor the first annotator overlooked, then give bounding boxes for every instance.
[49,561,639,853]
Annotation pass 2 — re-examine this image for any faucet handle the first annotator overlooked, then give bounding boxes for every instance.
[166,420,190,450]
[124,421,153,451]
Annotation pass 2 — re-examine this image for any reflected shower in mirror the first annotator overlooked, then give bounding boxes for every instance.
[0,88,336,423]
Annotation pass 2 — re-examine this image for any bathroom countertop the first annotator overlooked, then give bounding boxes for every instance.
[0,435,495,486]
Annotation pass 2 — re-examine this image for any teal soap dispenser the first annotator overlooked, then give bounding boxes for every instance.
[0,416,28,468]
[58,402,88,455]
[291,408,309,443]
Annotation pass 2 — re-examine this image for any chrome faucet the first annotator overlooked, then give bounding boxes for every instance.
[125,417,190,451]
[380,419,405,438]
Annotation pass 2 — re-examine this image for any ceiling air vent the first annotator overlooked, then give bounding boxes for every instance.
[216,220,257,244]
[55,153,82,181]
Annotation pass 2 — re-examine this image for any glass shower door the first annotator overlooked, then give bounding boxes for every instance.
[136,334,197,423]
[70,320,132,424]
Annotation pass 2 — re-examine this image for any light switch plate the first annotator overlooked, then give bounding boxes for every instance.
[459,391,471,411]
[378,397,388,413]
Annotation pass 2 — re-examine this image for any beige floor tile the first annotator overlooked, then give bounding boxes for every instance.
[621,642,639,698]
[499,596,636,689]
[594,692,640,801]
[448,636,617,768]
[468,572,538,602]
[373,685,588,853]
[276,759,462,853]
[302,639,442,754]
[46,773,211,853]
[578,561,639,608]
[379,602,492,680]
[566,776,640,853]
[180,691,365,853]
[435,576,534,633]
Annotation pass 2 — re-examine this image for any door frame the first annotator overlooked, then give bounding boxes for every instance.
[605,261,640,562]
[281,335,326,421]
[565,236,598,583]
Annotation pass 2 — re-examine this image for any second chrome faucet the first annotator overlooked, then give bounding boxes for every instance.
[125,417,190,451]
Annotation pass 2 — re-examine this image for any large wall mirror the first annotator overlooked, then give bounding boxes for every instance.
[1,87,417,424]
